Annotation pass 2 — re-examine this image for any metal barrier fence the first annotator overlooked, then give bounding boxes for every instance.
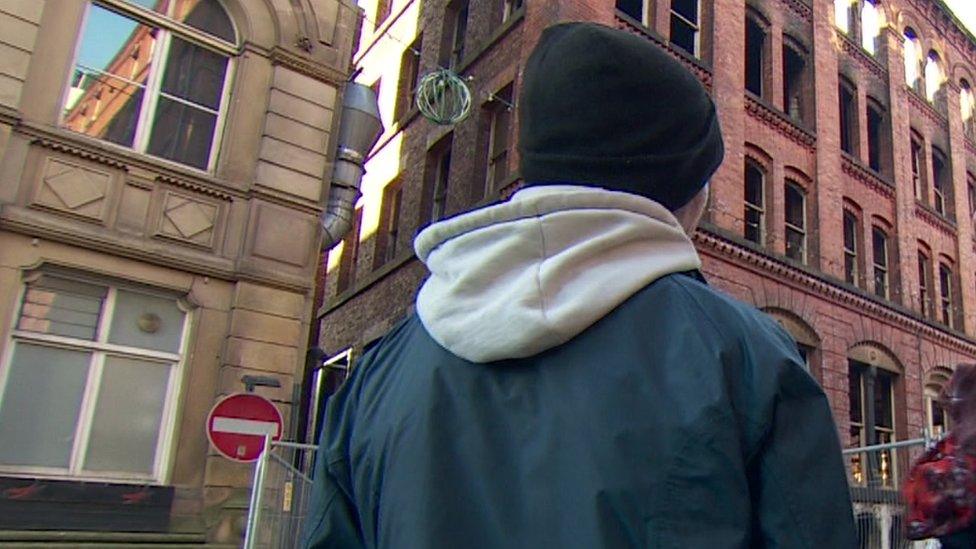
[843,438,935,549]
[244,438,318,549]
[244,437,943,548]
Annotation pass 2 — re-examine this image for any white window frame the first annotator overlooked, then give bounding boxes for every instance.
[670,0,701,58]
[939,263,954,328]
[62,0,238,173]
[872,227,889,299]
[0,272,192,484]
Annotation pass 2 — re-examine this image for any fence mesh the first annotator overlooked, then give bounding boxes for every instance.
[244,440,318,549]
[843,438,937,549]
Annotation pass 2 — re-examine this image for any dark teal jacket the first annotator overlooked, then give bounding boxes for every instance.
[304,272,856,548]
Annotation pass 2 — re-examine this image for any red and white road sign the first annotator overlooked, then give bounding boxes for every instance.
[206,393,283,462]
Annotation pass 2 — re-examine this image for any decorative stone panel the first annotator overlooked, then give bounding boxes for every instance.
[32,157,111,221]
[156,190,220,248]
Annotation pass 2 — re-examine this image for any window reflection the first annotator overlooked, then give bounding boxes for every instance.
[62,1,235,171]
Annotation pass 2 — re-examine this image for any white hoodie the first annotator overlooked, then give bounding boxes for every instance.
[414,185,702,363]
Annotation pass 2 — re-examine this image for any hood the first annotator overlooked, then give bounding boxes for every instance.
[414,185,701,363]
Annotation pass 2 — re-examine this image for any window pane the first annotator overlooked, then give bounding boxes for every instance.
[672,0,698,22]
[785,184,804,227]
[17,277,106,340]
[875,372,894,429]
[146,98,217,169]
[872,228,887,265]
[786,229,805,260]
[0,344,91,468]
[84,356,171,475]
[670,16,697,56]
[616,0,643,21]
[63,6,154,147]
[843,213,856,250]
[746,19,764,96]
[176,0,236,43]
[745,165,763,205]
[108,290,186,353]
[161,37,228,110]
[849,364,863,423]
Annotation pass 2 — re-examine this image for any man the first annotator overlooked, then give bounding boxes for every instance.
[305,22,856,548]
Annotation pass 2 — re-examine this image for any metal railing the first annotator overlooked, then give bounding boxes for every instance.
[244,438,318,549]
[844,438,933,549]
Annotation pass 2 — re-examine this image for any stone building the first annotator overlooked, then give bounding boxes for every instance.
[0,0,358,544]
[318,0,976,508]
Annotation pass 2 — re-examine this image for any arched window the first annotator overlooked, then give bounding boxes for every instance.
[924,368,953,438]
[925,51,945,104]
[63,0,238,171]
[860,0,881,55]
[784,181,807,262]
[903,28,922,92]
[745,13,767,97]
[744,159,766,245]
[848,343,902,486]
[834,0,852,33]
[961,80,975,137]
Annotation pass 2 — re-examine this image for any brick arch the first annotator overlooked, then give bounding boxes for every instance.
[849,341,903,373]
[762,307,820,347]
[924,365,953,389]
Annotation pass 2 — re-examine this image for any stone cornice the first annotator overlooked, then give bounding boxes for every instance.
[0,105,20,126]
[32,138,129,171]
[269,47,348,87]
[915,202,959,238]
[694,227,976,355]
[744,95,817,151]
[906,0,976,59]
[841,154,896,198]
[156,174,234,201]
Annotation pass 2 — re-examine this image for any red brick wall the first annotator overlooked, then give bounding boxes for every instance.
[319,0,976,448]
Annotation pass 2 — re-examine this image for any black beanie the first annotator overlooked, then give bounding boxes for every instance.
[518,22,725,211]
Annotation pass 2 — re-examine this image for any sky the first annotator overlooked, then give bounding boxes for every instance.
[945,0,976,35]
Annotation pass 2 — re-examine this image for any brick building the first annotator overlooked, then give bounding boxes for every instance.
[317,0,976,499]
[0,0,358,544]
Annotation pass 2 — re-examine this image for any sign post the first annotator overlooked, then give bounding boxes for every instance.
[206,393,283,462]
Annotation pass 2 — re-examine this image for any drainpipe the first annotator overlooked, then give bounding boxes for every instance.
[320,82,384,249]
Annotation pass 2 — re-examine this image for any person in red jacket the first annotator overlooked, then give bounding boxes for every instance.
[905,363,976,548]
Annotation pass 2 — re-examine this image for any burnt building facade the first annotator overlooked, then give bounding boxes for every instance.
[318,0,976,495]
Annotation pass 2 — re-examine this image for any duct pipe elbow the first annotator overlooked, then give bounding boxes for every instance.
[321,82,384,250]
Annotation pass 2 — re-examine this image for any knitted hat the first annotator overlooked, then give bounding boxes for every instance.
[518,22,724,211]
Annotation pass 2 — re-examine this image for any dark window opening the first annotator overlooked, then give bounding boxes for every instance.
[785,181,806,262]
[872,226,888,299]
[426,137,453,223]
[839,80,858,155]
[670,0,699,57]
[918,252,932,318]
[939,263,953,327]
[376,180,403,268]
[485,84,514,194]
[746,18,765,97]
[844,210,859,285]
[395,35,422,120]
[910,137,924,200]
[744,161,765,245]
[932,148,951,218]
[616,0,644,22]
[848,361,898,485]
[336,208,363,294]
[783,43,805,122]
[441,0,469,69]
[866,103,884,173]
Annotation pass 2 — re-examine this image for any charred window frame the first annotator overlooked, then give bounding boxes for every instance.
[866,98,889,175]
[918,249,933,318]
[783,37,808,124]
[938,262,954,328]
[745,14,767,98]
[744,159,766,245]
[785,181,807,262]
[931,146,952,219]
[872,225,889,299]
[839,77,859,156]
[844,209,860,286]
[910,133,925,201]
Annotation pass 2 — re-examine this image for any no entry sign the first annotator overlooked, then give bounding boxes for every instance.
[206,393,283,462]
